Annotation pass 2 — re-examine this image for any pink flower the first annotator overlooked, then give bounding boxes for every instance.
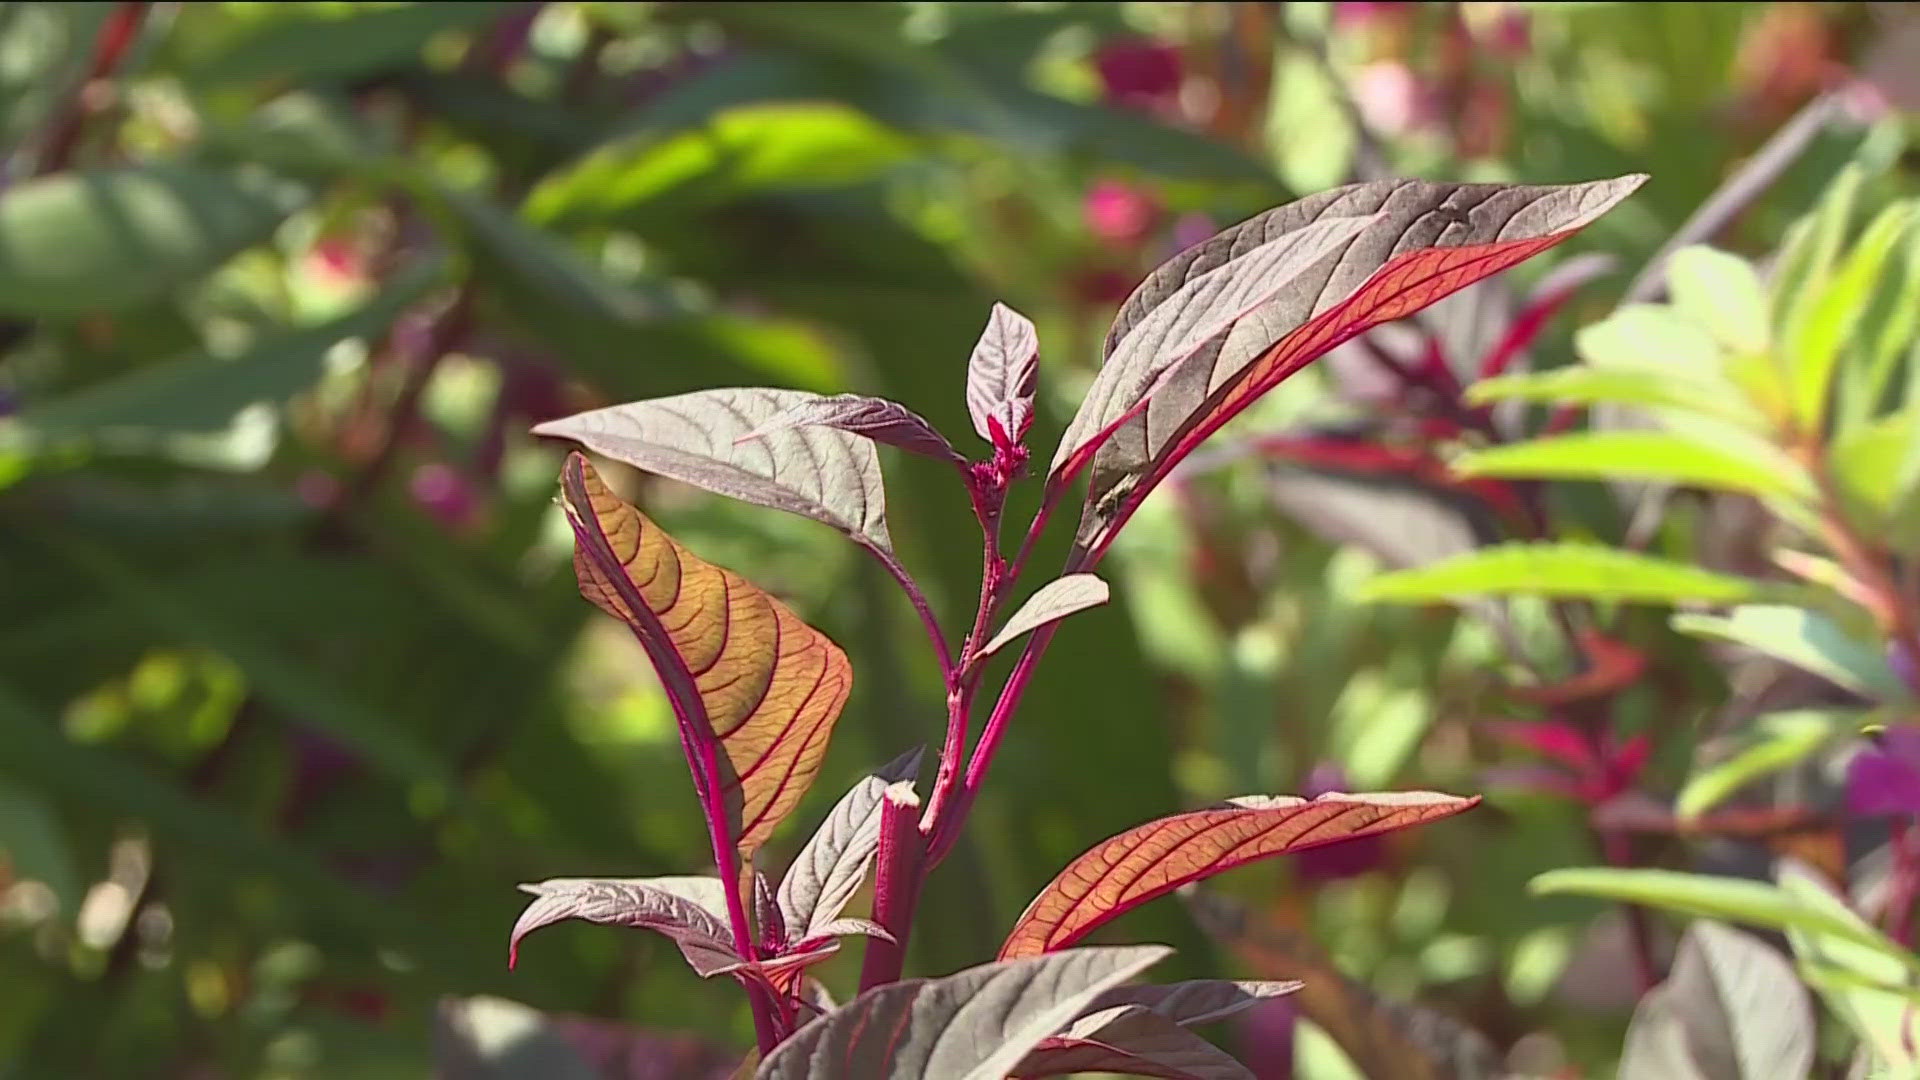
[1332,1,1415,27]
[1094,38,1182,110]
[1351,61,1435,136]
[1084,180,1160,246]
[410,462,480,529]
[294,470,342,510]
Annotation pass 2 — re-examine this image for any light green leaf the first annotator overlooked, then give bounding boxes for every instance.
[1453,431,1810,501]
[1777,863,1920,1072]
[1672,606,1908,701]
[1675,710,1857,820]
[1786,203,1914,430]
[1668,246,1770,356]
[1465,367,1764,428]
[1360,543,1759,605]
[1829,409,1920,534]
[1771,164,1862,336]
[0,166,304,316]
[1576,304,1724,379]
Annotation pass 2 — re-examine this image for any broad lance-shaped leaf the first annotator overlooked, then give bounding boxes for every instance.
[1077,175,1647,551]
[535,388,893,555]
[737,393,963,464]
[979,574,1110,658]
[757,945,1171,1080]
[509,878,738,973]
[1000,792,1478,961]
[777,748,923,942]
[1617,921,1814,1080]
[966,302,1040,444]
[560,454,852,856]
[1051,213,1382,482]
[1012,1006,1253,1079]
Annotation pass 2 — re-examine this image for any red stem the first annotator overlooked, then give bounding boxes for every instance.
[34,2,149,175]
[1888,818,1919,949]
[857,785,925,992]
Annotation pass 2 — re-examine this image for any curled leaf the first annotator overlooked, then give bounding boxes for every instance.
[509,877,738,973]
[1077,175,1647,552]
[777,749,923,942]
[966,302,1041,444]
[979,574,1110,658]
[1000,792,1479,960]
[535,388,893,554]
[1012,1006,1253,1079]
[738,393,963,465]
[560,454,853,856]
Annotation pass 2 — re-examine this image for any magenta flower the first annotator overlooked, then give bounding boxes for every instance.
[1847,726,1920,817]
[1093,37,1182,111]
[1084,180,1160,246]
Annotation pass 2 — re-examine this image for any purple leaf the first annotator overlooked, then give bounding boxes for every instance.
[737,393,964,465]
[755,945,1172,1080]
[533,388,893,555]
[979,574,1111,658]
[792,917,895,951]
[752,871,784,951]
[1091,980,1304,1028]
[1618,921,1814,1080]
[1013,1006,1254,1079]
[1074,175,1647,554]
[510,878,738,974]
[966,302,1041,445]
[776,748,922,942]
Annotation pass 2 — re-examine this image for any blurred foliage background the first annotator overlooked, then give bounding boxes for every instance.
[2,2,1918,1078]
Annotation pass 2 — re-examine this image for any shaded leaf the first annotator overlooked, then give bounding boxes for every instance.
[756,945,1172,1080]
[537,391,892,556]
[1618,921,1815,1080]
[738,393,962,465]
[1672,606,1909,701]
[186,2,514,87]
[0,778,77,913]
[966,302,1040,443]
[979,574,1110,658]
[0,166,303,317]
[1464,367,1766,428]
[559,455,853,855]
[1361,543,1759,605]
[1012,1006,1253,1079]
[1077,175,1646,551]
[436,995,741,1080]
[509,877,737,973]
[1676,711,1858,820]
[1452,431,1811,501]
[1091,980,1304,1028]
[999,792,1478,960]
[776,748,922,942]
[1262,466,1493,570]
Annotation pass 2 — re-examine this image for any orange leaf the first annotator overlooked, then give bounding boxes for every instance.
[999,792,1480,960]
[559,453,852,857]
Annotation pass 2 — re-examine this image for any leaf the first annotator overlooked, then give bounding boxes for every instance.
[978,574,1110,658]
[736,393,962,465]
[776,748,923,942]
[965,302,1040,444]
[186,2,515,87]
[1360,543,1759,605]
[559,455,854,855]
[1777,863,1920,1071]
[436,995,741,1080]
[755,945,1172,1080]
[1672,606,1909,701]
[1090,980,1304,1028]
[998,792,1478,960]
[1676,711,1857,820]
[1464,367,1766,428]
[1786,203,1914,430]
[0,166,303,317]
[1051,213,1382,483]
[1262,467,1492,570]
[21,260,441,435]
[1075,175,1647,552]
[537,391,892,556]
[508,877,738,974]
[0,778,77,913]
[1667,246,1771,356]
[1011,1006,1253,1079]
[1452,431,1811,500]
[1617,921,1815,1080]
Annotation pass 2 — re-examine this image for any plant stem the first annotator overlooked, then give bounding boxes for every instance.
[1887,818,1918,949]
[34,2,149,176]
[931,621,1058,865]
[1601,828,1661,993]
[858,785,925,991]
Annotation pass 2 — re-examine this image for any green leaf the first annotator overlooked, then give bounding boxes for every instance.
[1576,304,1724,379]
[1777,864,1920,1071]
[1529,868,1920,978]
[1672,606,1908,701]
[1675,710,1857,820]
[0,777,78,912]
[1771,164,1862,337]
[1360,543,1759,605]
[1668,246,1770,356]
[1453,431,1810,501]
[1785,203,1915,430]
[185,2,514,87]
[1465,367,1764,428]
[0,166,303,316]
[21,260,442,435]
[1829,408,1920,535]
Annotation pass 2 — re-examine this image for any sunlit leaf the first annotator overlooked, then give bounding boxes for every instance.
[0,166,303,316]
[965,302,1040,444]
[1361,543,1759,605]
[999,792,1477,960]
[756,945,1172,1080]
[1676,711,1857,820]
[1465,367,1765,428]
[1452,431,1810,500]
[776,748,922,942]
[979,574,1110,658]
[560,455,853,855]
[1075,175,1646,553]
[538,391,892,556]
[1672,606,1908,701]
[1777,863,1920,1071]
[1617,921,1814,1080]
[1785,203,1914,430]
[738,393,962,465]
[1667,246,1771,356]
[1012,1005,1253,1079]
[509,877,738,973]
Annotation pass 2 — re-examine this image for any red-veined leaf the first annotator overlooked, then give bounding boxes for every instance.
[776,748,922,942]
[560,454,853,857]
[534,388,893,554]
[737,393,963,465]
[756,945,1172,1080]
[509,877,739,973]
[965,302,1040,444]
[1076,175,1647,554]
[979,574,1110,658]
[999,792,1479,960]
[1012,1006,1252,1079]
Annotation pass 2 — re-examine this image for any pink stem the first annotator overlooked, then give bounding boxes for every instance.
[931,621,1058,865]
[858,786,926,991]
